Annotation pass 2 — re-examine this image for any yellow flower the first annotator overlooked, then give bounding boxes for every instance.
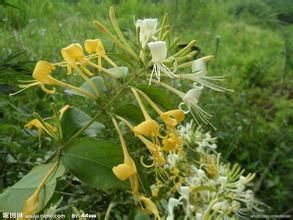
[11,61,96,99]
[133,119,160,137]
[138,135,166,167]
[84,39,117,69]
[25,119,56,137]
[154,80,213,126]
[131,88,161,137]
[111,117,139,194]
[162,132,183,151]
[61,43,90,74]
[61,43,102,97]
[135,88,185,127]
[115,115,165,168]
[84,39,105,55]
[20,162,59,220]
[138,195,161,220]
[160,109,185,127]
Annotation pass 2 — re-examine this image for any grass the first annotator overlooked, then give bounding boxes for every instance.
[0,0,292,215]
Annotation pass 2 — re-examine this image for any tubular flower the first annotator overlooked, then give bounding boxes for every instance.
[11,61,96,99]
[84,39,117,68]
[165,198,180,220]
[180,84,212,125]
[156,80,212,125]
[135,88,184,127]
[178,56,232,92]
[61,43,101,97]
[160,110,185,127]
[133,119,160,137]
[61,43,92,75]
[25,119,56,137]
[138,195,161,220]
[148,41,176,84]
[138,135,166,167]
[136,19,158,48]
[162,132,183,152]
[131,88,160,137]
[115,115,165,168]
[20,162,59,220]
[111,117,139,194]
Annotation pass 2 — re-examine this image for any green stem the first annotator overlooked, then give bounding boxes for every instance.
[50,103,63,142]
[62,69,145,146]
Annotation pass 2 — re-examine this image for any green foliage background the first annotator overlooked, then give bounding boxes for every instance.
[0,0,292,216]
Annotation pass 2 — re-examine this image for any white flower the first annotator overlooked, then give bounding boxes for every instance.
[148,41,175,84]
[166,198,180,220]
[195,213,203,220]
[166,153,180,169]
[179,84,212,125]
[178,56,232,92]
[136,18,158,48]
[156,81,212,125]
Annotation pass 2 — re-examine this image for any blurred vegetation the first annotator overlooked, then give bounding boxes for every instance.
[0,0,292,216]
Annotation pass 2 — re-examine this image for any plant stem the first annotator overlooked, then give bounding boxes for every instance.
[62,69,145,146]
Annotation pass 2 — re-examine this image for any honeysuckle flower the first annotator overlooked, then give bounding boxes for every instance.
[160,110,185,127]
[133,119,160,137]
[156,80,212,125]
[61,43,91,74]
[162,132,183,152]
[136,19,158,48]
[138,135,166,167]
[178,122,217,153]
[166,198,180,220]
[166,153,180,169]
[111,117,139,194]
[26,118,55,136]
[138,195,161,220]
[61,43,102,97]
[135,89,184,127]
[178,56,232,92]
[84,39,117,68]
[21,162,59,219]
[11,61,96,99]
[148,41,176,84]
[115,115,165,168]
[131,88,160,137]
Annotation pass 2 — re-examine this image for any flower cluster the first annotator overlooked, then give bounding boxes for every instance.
[11,8,263,219]
[154,121,265,219]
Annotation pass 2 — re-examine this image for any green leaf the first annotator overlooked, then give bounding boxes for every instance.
[61,107,105,141]
[137,85,174,110]
[115,103,144,124]
[135,212,151,220]
[66,76,106,98]
[61,137,129,189]
[0,163,65,212]
[136,163,151,195]
[106,67,128,78]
